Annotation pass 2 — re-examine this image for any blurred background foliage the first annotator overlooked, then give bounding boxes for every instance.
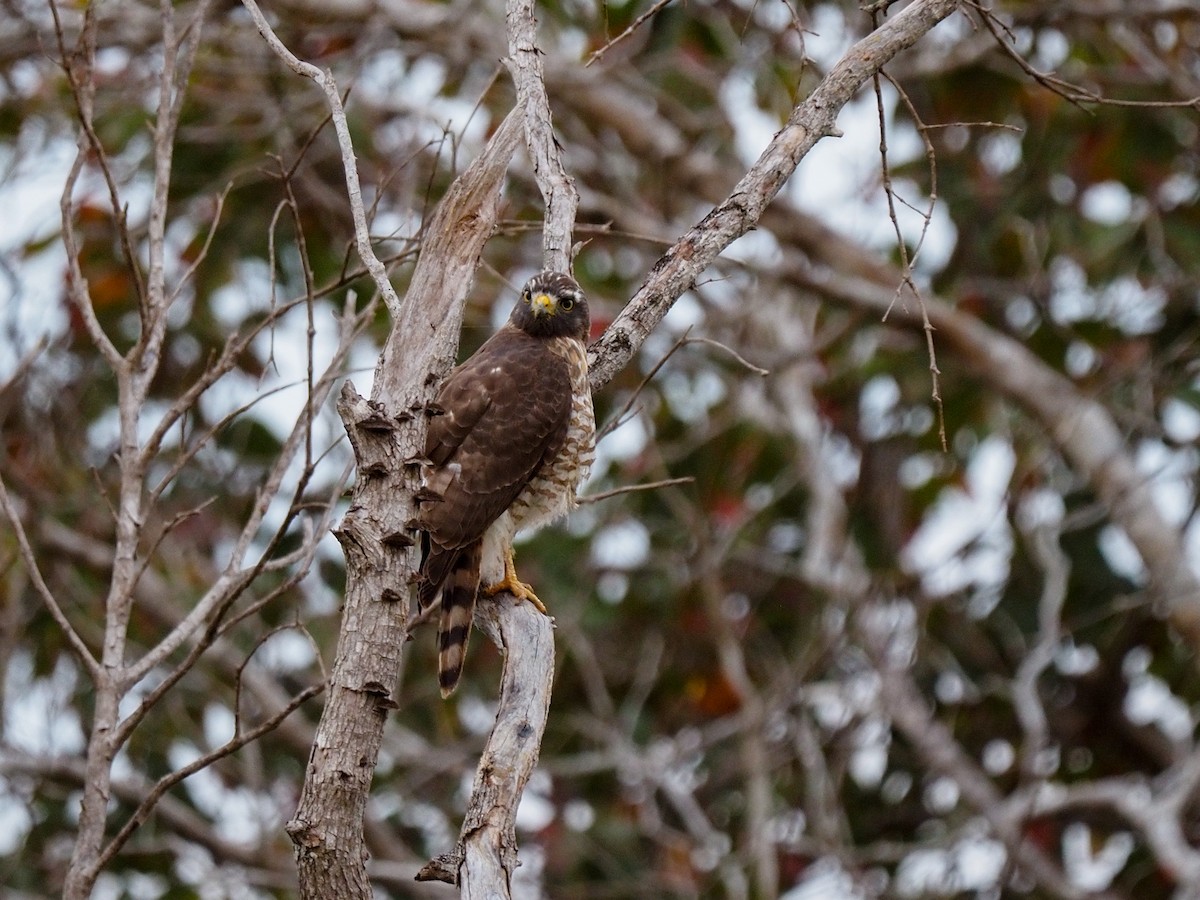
[2,0,1200,897]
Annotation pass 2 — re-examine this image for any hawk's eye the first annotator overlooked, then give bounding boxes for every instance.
[560,296,574,311]
[522,291,531,304]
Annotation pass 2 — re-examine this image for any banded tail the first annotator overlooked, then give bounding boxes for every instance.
[420,538,482,697]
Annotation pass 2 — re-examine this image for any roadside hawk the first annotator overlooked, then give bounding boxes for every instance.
[415,271,595,696]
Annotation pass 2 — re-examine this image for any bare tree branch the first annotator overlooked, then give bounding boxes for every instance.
[88,683,323,883]
[579,476,695,505]
[586,0,964,390]
[55,3,216,891]
[415,596,555,892]
[585,0,675,68]
[1013,519,1071,781]
[0,473,99,677]
[128,299,362,684]
[239,0,403,318]
[506,0,579,273]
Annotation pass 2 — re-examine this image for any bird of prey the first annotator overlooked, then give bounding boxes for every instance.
[415,271,595,696]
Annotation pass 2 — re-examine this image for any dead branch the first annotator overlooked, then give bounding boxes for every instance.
[586,0,964,391]
[0,473,99,677]
[415,595,555,893]
[506,0,578,272]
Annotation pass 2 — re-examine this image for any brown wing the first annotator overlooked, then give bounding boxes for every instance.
[417,325,573,551]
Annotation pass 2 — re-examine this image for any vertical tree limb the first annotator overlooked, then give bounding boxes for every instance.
[506,0,579,272]
[415,596,556,893]
[54,2,214,893]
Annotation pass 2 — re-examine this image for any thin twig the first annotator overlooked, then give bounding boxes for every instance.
[239,0,402,317]
[49,0,122,369]
[868,7,946,450]
[92,682,324,879]
[0,336,48,402]
[586,0,675,68]
[970,1,1200,110]
[596,327,692,442]
[688,336,770,377]
[579,476,695,505]
[49,0,148,318]
[0,474,100,678]
[596,329,767,442]
[168,183,231,306]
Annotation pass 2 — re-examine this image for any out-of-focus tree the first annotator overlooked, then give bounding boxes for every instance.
[3,0,1200,897]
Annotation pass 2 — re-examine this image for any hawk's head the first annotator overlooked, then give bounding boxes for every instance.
[510,271,589,342]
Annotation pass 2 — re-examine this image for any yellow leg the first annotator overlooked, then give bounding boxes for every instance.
[483,547,548,614]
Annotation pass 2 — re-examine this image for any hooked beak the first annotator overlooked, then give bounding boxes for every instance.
[530,292,556,316]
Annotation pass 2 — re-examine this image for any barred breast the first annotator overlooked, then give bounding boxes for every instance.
[508,335,595,533]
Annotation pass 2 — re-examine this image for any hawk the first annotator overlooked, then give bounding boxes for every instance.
[415,271,595,696]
